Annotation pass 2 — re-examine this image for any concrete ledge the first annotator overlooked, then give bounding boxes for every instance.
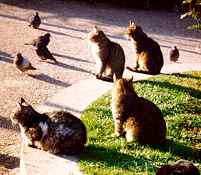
[20,144,82,175]
[36,78,113,117]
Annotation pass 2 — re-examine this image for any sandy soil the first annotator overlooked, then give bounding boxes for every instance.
[0,0,200,174]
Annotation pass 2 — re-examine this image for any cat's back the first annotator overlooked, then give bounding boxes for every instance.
[43,111,87,154]
[47,111,86,131]
[108,41,125,61]
[136,97,163,119]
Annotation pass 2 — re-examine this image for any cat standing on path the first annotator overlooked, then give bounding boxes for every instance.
[125,21,164,75]
[88,26,125,82]
[10,98,87,155]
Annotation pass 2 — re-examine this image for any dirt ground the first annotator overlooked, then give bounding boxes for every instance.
[0,0,200,174]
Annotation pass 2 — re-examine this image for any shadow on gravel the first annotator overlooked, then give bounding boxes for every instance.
[0,116,18,130]
[0,51,13,64]
[0,153,20,169]
[28,73,71,87]
[38,27,83,39]
[52,53,94,64]
[49,61,92,74]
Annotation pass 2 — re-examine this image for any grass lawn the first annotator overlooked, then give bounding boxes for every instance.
[80,71,201,175]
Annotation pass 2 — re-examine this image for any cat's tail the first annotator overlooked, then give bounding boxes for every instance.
[126,66,160,75]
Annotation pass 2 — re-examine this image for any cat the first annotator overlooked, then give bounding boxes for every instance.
[125,20,164,75]
[10,98,87,155]
[156,159,200,175]
[88,26,125,82]
[111,77,166,144]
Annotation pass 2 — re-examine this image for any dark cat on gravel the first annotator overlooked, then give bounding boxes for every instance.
[10,98,87,155]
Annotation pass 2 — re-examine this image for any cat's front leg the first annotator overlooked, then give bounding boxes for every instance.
[112,118,124,138]
[126,54,139,72]
[96,62,106,79]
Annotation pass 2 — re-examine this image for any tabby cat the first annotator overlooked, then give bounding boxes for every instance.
[125,21,164,75]
[10,98,87,155]
[88,26,125,82]
[111,77,166,144]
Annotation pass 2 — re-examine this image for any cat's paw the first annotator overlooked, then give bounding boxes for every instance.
[95,73,102,79]
[126,66,137,72]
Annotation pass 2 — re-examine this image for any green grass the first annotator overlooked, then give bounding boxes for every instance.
[80,72,201,175]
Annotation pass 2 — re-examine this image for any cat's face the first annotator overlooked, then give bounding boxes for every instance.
[10,98,34,125]
[125,21,143,41]
[88,26,106,43]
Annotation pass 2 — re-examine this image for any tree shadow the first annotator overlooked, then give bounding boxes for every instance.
[80,144,157,173]
[138,79,201,99]
[148,139,201,160]
[52,53,94,63]
[0,153,20,169]
[159,43,201,55]
[28,73,71,87]
[48,61,92,74]
[0,51,14,64]
[0,115,18,130]
[170,73,201,81]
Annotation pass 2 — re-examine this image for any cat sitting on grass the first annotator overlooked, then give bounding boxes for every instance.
[111,77,166,144]
[125,20,164,75]
[88,26,125,82]
[10,98,87,155]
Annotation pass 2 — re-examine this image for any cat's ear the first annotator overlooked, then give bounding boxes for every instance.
[128,76,133,82]
[20,98,25,104]
[93,25,98,33]
[16,102,22,110]
[16,98,27,110]
[129,20,135,28]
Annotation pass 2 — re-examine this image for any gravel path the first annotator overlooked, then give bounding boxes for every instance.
[0,0,200,174]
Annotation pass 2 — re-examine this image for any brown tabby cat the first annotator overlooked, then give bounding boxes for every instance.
[125,21,164,75]
[88,26,125,82]
[10,98,87,155]
[111,77,166,144]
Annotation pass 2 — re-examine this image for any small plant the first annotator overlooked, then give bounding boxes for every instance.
[180,0,201,30]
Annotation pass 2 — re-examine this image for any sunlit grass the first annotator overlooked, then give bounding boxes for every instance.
[80,71,201,175]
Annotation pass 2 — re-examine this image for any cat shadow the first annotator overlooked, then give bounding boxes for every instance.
[0,115,18,130]
[0,51,14,64]
[0,153,20,169]
[138,79,201,99]
[147,139,201,160]
[52,53,94,64]
[28,73,71,87]
[48,61,92,74]
[80,144,157,172]
[38,27,83,40]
